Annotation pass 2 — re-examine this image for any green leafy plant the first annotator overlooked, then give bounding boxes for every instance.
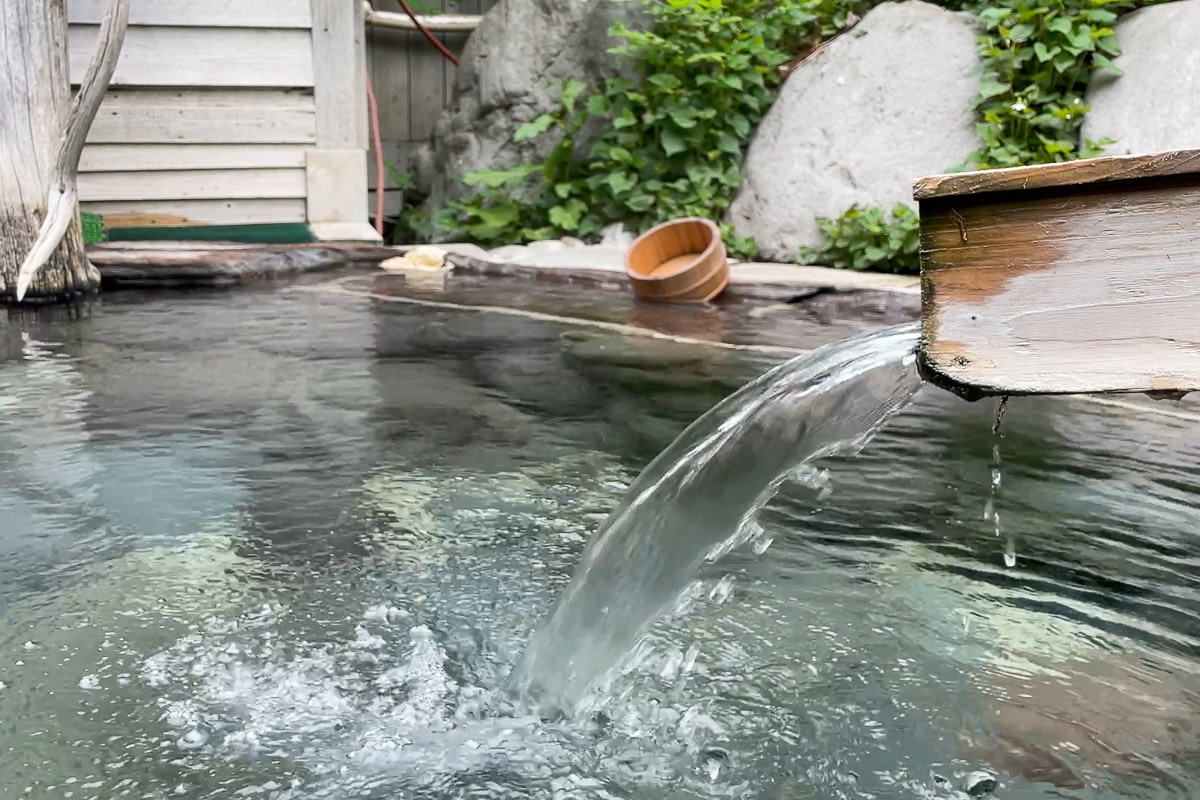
[434,78,591,244]
[966,0,1134,168]
[438,0,825,257]
[383,159,416,191]
[799,203,922,274]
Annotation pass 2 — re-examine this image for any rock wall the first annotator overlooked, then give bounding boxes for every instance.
[1080,0,1200,155]
[724,1,981,262]
[410,0,645,229]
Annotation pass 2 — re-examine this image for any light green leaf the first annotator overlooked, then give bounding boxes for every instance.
[661,129,687,156]
[514,114,555,142]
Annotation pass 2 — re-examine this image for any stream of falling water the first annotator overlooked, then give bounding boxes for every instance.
[984,398,1017,568]
[510,322,925,715]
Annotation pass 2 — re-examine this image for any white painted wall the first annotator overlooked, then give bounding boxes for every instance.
[70,0,377,240]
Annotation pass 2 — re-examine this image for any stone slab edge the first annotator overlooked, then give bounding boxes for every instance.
[429,243,921,300]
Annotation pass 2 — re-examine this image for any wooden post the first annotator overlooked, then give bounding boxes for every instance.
[914,149,1200,400]
[307,0,380,242]
[0,0,128,303]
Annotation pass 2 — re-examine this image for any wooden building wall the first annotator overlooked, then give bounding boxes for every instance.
[69,0,376,241]
[366,0,500,218]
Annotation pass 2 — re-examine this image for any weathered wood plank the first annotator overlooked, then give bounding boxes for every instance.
[368,26,415,143]
[408,29,447,141]
[1,0,99,301]
[311,0,366,149]
[69,0,312,28]
[306,150,377,240]
[86,90,317,144]
[914,148,1200,200]
[69,25,315,87]
[79,143,308,172]
[82,198,307,227]
[917,159,1200,399]
[78,168,307,202]
[364,9,483,31]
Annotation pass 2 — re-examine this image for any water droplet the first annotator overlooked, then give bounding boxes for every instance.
[1004,535,1017,568]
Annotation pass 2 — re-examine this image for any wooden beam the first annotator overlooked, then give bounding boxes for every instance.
[69,25,315,87]
[363,4,482,32]
[306,0,377,240]
[311,0,366,150]
[69,0,313,28]
[83,198,307,227]
[80,144,309,172]
[78,168,307,202]
[86,90,317,145]
[916,147,1200,400]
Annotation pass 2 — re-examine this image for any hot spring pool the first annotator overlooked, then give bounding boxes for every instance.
[0,284,1197,799]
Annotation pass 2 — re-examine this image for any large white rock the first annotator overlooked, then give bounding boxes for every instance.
[1080,0,1200,155]
[725,1,981,262]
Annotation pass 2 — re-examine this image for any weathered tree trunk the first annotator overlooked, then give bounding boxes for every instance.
[0,0,128,303]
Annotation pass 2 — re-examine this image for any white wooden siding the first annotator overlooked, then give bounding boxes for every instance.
[68,0,373,236]
[86,90,317,145]
[70,26,315,88]
[79,144,308,172]
[78,169,308,202]
[82,199,308,228]
[70,0,313,28]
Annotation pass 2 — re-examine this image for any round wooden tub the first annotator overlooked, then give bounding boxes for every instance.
[624,218,729,303]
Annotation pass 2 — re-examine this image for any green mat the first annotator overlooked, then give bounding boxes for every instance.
[81,212,105,243]
[104,223,317,244]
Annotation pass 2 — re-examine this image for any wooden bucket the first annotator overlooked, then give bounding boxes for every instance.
[624,217,729,303]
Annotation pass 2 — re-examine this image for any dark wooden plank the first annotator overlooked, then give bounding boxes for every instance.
[913,148,1200,201]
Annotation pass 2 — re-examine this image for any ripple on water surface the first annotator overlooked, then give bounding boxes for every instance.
[0,289,1197,800]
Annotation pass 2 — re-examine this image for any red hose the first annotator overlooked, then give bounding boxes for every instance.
[395,0,461,66]
[365,72,385,237]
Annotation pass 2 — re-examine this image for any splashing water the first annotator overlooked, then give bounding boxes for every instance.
[510,323,924,714]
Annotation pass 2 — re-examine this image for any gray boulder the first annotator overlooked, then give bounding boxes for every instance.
[411,0,644,232]
[725,1,980,262]
[1080,0,1200,155]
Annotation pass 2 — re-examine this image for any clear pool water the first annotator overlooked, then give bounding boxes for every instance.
[1,284,1197,799]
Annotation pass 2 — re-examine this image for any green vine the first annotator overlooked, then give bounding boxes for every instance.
[967,0,1129,169]
[434,0,849,257]
[799,204,922,274]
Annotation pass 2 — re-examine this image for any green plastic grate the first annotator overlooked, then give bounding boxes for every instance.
[80,211,105,243]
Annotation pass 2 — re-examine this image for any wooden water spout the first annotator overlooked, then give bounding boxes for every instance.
[914,149,1200,401]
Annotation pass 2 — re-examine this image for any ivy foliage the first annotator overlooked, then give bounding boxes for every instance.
[967,0,1131,169]
[799,204,922,274]
[434,0,867,256]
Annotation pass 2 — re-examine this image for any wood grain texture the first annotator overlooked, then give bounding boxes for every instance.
[364,9,483,31]
[914,148,1200,201]
[79,143,308,172]
[69,25,315,87]
[311,0,366,150]
[0,0,99,301]
[83,198,307,227]
[69,0,313,28]
[78,168,307,202]
[918,170,1200,398]
[305,149,374,235]
[86,90,317,144]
